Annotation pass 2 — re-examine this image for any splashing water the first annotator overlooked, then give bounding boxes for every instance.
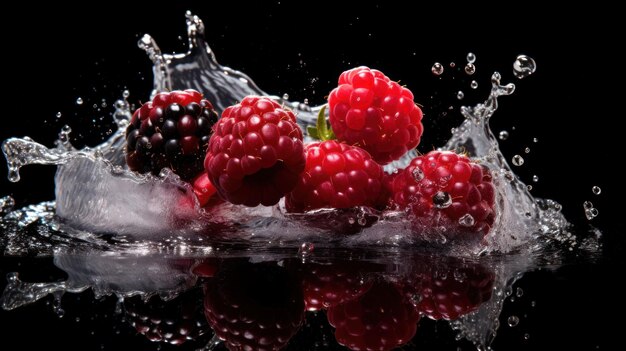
[0,12,601,351]
[1,12,575,253]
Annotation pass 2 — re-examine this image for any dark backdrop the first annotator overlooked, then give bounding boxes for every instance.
[0,1,624,350]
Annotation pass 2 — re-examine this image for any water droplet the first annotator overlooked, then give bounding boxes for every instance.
[457,91,465,100]
[516,287,524,297]
[411,167,424,181]
[431,62,444,75]
[583,201,593,210]
[449,62,456,68]
[458,214,475,227]
[282,93,289,100]
[304,98,309,105]
[533,137,538,143]
[470,80,478,89]
[512,155,524,166]
[464,63,476,75]
[76,97,83,105]
[122,90,130,98]
[592,186,601,195]
[466,52,476,63]
[507,315,520,327]
[524,147,530,153]
[499,130,509,140]
[513,55,537,79]
[432,192,452,209]
[524,333,530,341]
[526,185,533,191]
[55,112,62,119]
[532,175,539,182]
[348,217,355,225]
[298,242,314,256]
[357,217,367,226]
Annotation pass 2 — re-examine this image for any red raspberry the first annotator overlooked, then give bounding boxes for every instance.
[328,66,424,165]
[126,89,218,180]
[203,260,304,351]
[327,281,420,351]
[204,96,305,207]
[388,150,496,239]
[125,289,207,346]
[300,260,373,311]
[285,140,383,212]
[413,257,495,320]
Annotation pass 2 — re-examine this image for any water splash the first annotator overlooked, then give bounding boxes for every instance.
[1,13,582,255]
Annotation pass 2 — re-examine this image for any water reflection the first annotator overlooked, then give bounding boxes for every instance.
[1,247,535,350]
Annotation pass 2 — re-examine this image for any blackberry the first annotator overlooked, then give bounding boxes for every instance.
[125,89,218,180]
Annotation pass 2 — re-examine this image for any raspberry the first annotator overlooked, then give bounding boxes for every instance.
[285,140,383,212]
[125,289,208,345]
[203,260,304,351]
[327,281,420,351]
[204,96,305,207]
[328,66,424,165]
[125,89,218,181]
[414,257,495,320]
[300,260,373,311]
[388,150,496,239]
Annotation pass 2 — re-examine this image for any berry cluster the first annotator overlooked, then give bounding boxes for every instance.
[198,256,494,351]
[125,68,497,239]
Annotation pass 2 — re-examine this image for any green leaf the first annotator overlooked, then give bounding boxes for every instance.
[306,105,335,141]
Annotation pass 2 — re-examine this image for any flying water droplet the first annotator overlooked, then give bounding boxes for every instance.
[499,130,509,140]
[122,90,130,98]
[282,93,289,100]
[466,52,476,63]
[432,192,452,209]
[464,63,476,75]
[470,80,478,89]
[583,201,599,220]
[512,155,524,166]
[55,112,62,119]
[507,315,520,327]
[76,97,83,105]
[532,175,539,182]
[449,62,456,68]
[457,91,465,100]
[431,62,444,75]
[592,186,601,195]
[524,147,530,153]
[513,55,537,79]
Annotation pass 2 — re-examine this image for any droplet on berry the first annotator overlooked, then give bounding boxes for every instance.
[411,167,424,181]
[432,191,452,209]
[458,213,475,227]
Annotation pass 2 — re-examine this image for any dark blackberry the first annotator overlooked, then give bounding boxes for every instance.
[125,89,219,180]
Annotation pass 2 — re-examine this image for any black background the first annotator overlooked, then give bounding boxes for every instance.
[1,1,625,350]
